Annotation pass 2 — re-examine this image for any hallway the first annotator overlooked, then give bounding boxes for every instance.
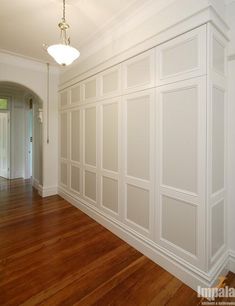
[0,180,234,305]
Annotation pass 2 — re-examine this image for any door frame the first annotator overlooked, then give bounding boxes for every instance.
[0,108,10,179]
[24,97,34,179]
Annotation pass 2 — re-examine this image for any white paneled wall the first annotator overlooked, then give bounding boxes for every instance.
[207,24,227,268]
[59,23,227,285]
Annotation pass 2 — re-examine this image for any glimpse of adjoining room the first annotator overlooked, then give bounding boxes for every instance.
[0,82,42,187]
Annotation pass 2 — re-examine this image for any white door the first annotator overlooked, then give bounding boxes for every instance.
[0,112,10,178]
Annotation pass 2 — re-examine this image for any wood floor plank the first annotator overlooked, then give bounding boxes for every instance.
[0,178,234,306]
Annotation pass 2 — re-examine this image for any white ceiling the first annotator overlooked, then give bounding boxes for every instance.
[0,0,146,64]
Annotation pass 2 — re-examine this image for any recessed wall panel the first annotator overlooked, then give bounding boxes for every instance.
[162,196,197,254]
[103,103,118,172]
[126,184,149,229]
[102,70,119,94]
[60,91,68,107]
[127,95,150,180]
[102,177,118,213]
[162,38,198,77]
[71,165,80,193]
[71,110,80,162]
[212,87,224,194]
[84,79,96,100]
[71,85,81,104]
[85,171,96,201]
[162,86,198,193]
[213,37,225,74]
[60,112,67,159]
[85,107,96,166]
[60,162,68,186]
[211,201,224,257]
[126,56,151,88]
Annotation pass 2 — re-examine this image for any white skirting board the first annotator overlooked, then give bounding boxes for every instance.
[32,179,58,197]
[32,178,42,195]
[58,187,230,291]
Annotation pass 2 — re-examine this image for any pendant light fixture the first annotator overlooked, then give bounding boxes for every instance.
[46,0,80,66]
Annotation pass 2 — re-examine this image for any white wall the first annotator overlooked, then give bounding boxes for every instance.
[0,52,59,195]
[226,0,235,263]
[32,99,43,185]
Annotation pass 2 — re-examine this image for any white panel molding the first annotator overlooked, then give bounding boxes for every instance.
[101,176,119,219]
[58,187,229,291]
[83,106,97,167]
[100,98,120,173]
[58,22,229,291]
[206,23,228,271]
[99,98,120,219]
[158,77,207,198]
[70,164,81,196]
[82,76,100,105]
[209,199,226,265]
[59,90,69,109]
[70,84,81,106]
[59,4,228,89]
[59,111,69,159]
[122,89,155,239]
[159,186,199,206]
[159,195,199,266]
[60,161,68,188]
[122,49,155,94]
[208,23,228,78]
[70,109,80,164]
[156,76,207,269]
[156,25,207,85]
[83,170,97,205]
[100,65,122,99]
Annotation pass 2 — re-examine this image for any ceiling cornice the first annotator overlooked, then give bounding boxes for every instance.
[60,0,229,87]
[67,0,175,69]
[0,49,60,74]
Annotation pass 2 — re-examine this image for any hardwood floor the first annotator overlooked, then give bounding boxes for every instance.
[0,180,234,305]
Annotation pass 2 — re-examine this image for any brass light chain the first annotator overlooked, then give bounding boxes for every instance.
[62,0,66,22]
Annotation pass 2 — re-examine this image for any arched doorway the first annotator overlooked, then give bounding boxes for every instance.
[0,81,43,188]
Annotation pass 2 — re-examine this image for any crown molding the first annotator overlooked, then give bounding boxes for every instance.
[78,0,150,47]
[0,49,60,74]
[60,0,229,88]
[68,0,176,67]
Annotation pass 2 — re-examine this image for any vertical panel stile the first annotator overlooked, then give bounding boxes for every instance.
[67,111,71,190]
[100,98,120,218]
[97,104,101,207]
[80,107,84,198]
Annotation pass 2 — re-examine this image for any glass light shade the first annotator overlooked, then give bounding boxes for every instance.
[47,44,80,66]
